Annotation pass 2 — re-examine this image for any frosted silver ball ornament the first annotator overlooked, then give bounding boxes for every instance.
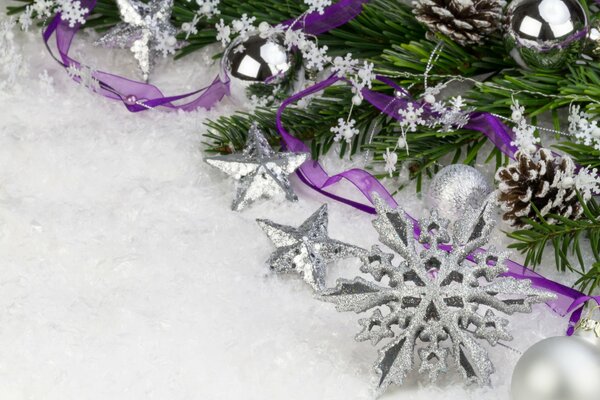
[511,314,600,400]
[425,164,493,222]
[220,32,295,104]
[505,0,589,71]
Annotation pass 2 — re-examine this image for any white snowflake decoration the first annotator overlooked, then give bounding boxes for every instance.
[154,31,178,56]
[509,99,540,153]
[66,64,100,92]
[428,95,471,132]
[569,104,600,151]
[0,17,27,92]
[301,41,331,71]
[56,0,89,28]
[575,166,600,201]
[332,53,358,78]
[383,148,398,177]
[304,0,332,14]
[215,19,231,47]
[18,7,34,32]
[398,103,426,132]
[195,0,220,18]
[320,197,554,391]
[17,0,88,31]
[231,14,256,42]
[331,118,359,143]
[181,15,200,40]
[33,0,55,17]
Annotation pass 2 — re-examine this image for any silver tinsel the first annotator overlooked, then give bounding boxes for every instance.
[205,123,308,211]
[257,205,366,292]
[95,0,179,81]
[320,196,555,391]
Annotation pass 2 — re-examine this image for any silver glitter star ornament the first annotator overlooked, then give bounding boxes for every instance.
[257,205,366,291]
[205,124,309,211]
[95,0,179,81]
[320,195,555,391]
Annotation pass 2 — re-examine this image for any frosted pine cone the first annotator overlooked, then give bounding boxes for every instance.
[495,149,583,228]
[413,0,505,46]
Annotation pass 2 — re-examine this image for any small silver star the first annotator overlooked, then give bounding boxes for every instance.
[95,0,178,81]
[257,205,366,291]
[205,124,309,211]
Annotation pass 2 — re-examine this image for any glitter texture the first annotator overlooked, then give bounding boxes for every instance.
[95,0,179,82]
[320,196,555,392]
[425,164,493,223]
[257,205,366,291]
[205,123,308,211]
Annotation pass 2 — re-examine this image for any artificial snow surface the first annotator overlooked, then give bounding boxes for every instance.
[0,5,594,399]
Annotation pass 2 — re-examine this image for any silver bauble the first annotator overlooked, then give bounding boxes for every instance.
[511,332,600,400]
[220,32,295,104]
[505,0,589,71]
[585,15,600,58]
[425,164,493,222]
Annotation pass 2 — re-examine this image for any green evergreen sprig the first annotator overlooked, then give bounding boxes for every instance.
[6,0,600,291]
[508,196,600,294]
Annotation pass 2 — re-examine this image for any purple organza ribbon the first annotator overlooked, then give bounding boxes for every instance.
[285,0,369,35]
[43,0,370,112]
[43,0,230,112]
[277,74,599,334]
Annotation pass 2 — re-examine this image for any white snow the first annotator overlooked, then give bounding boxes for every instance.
[0,5,593,399]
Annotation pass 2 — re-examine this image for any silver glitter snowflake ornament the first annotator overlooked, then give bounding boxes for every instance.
[95,0,179,81]
[257,205,366,291]
[320,196,555,392]
[205,123,308,211]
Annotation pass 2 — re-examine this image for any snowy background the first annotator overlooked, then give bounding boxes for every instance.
[0,4,589,399]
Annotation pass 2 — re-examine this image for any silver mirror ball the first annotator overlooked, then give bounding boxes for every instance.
[220,32,294,103]
[505,0,589,71]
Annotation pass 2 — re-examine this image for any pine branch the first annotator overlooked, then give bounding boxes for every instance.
[554,142,600,170]
[507,197,600,294]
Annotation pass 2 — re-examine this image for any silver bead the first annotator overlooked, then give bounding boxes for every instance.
[511,335,600,400]
[425,164,493,222]
[505,0,589,71]
[124,94,138,105]
[220,32,295,103]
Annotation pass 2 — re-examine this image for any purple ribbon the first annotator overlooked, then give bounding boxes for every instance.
[285,0,369,35]
[43,0,370,112]
[43,0,230,112]
[277,74,599,334]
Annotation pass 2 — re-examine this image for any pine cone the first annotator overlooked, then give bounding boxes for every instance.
[413,0,505,46]
[495,149,583,228]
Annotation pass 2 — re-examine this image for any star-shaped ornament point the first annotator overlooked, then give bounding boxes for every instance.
[95,0,179,81]
[206,123,309,211]
[257,205,366,291]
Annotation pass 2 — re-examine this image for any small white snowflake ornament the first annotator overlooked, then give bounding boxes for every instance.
[331,118,359,144]
[320,196,554,392]
[304,0,333,14]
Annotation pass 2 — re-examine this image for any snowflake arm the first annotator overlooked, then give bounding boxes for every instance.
[320,198,554,391]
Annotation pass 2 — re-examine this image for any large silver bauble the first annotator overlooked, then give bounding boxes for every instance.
[511,334,600,400]
[505,0,589,71]
[585,16,600,58]
[220,32,295,103]
[425,164,493,222]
